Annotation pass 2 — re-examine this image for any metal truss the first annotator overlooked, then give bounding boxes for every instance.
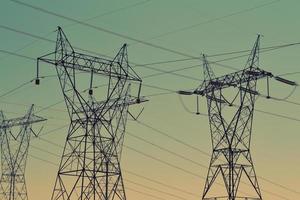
[36,27,146,200]
[179,35,296,200]
[0,105,46,200]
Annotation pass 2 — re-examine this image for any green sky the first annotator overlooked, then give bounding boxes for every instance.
[0,0,299,199]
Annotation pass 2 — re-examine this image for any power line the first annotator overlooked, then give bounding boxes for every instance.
[30,130,188,199]
[42,121,300,199]
[0,1,152,63]
[0,23,298,198]
[134,58,199,67]
[124,144,206,179]
[16,110,300,198]
[27,117,298,199]
[0,29,201,82]
[33,137,200,198]
[38,124,69,137]
[125,187,168,200]
[35,100,65,114]
[279,72,300,77]
[63,0,152,29]
[128,0,281,45]
[2,5,298,199]
[0,24,110,59]
[126,129,208,168]
[30,120,293,199]
[0,100,67,121]
[2,1,146,60]
[177,93,300,123]
[136,120,300,196]
[0,80,176,116]
[207,42,300,58]
[8,0,261,74]
[0,63,300,125]
[123,41,300,83]
[0,89,173,117]
[30,125,210,192]
[142,64,201,79]
[5,2,300,84]
[134,41,300,69]
[0,79,34,98]
[28,137,199,200]
[124,170,199,197]
[138,59,238,71]
[0,74,57,100]
[34,127,292,200]
[9,0,198,58]
[125,179,190,200]
[255,108,300,122]
[138,63,201,81]
[137,120,209,156]
[29,143,191,200]
[146,91,175,97]
[0,49,180,112]
[3,24,300,84]
[0,31,55,62]
[32,134,236,197]
[135,41,300,80]
[0,49,35,61]
[129,124,294,200]
[27,153,172,200]
[142,83,176,93]
[130,41,300,83]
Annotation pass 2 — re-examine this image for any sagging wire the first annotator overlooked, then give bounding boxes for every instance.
[178,93,207,116]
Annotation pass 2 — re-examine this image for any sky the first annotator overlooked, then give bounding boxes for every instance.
[0,0,300,199]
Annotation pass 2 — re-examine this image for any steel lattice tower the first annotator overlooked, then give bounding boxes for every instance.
[178,36,296,200]
[35,27,145,200]
[0,105,46,200]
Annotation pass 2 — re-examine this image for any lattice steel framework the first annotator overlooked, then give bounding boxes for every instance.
[178,35,296,200]
[0,105,46,200]
[36,27,145,200]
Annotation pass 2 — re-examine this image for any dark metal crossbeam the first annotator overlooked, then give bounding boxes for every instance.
[76,96,148,114]
[36,27,141,84]
[0,115,46,129]
[38,51,141,82]
[194,67,273,95]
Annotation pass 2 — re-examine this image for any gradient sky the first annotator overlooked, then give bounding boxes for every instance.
[0,0,300,200]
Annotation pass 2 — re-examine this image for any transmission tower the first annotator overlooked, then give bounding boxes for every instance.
[35,27,146,200]
[178,35,296,200]
[0,105,46,200]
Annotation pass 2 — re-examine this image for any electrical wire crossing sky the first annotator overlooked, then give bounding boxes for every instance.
[0,0,299,200]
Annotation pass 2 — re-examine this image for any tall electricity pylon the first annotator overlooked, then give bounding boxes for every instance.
[35,27,146,200]
[0,105,46,200]
[178,35,296,200]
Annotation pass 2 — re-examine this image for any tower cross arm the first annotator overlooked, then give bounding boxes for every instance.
[75,96,148,114]
[38,51,142,82]
[194,67,273,95]
[95,96,148,108]
[0,115,46,129]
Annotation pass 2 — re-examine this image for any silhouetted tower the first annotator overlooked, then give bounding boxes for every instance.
[0,105,46,200]
[178,35,296,200]
[35,27,145,200]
